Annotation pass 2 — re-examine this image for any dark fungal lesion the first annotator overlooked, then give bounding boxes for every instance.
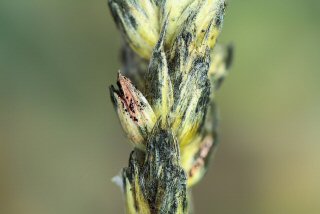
[170,41,211,134]
[128,15,137,29]
[145,20,174,114]
[109,85,119,110]
[225,44,234,70]
[211,43,234,91]
[108,0,138,29]
[215,0,227,28]
[122,121,189,213]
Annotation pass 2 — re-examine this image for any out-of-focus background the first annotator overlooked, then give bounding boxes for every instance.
[1,0,320,213]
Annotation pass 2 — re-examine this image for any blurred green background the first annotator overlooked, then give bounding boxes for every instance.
[1,0,320,213]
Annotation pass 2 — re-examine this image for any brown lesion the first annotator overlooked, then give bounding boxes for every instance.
[114,72,145,124]
[188,135,214,178]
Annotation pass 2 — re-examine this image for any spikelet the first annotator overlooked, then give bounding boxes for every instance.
[109,0,227,59]
[108,0,233,212]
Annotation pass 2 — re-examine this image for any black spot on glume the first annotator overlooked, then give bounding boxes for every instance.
[128,15,137,29]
